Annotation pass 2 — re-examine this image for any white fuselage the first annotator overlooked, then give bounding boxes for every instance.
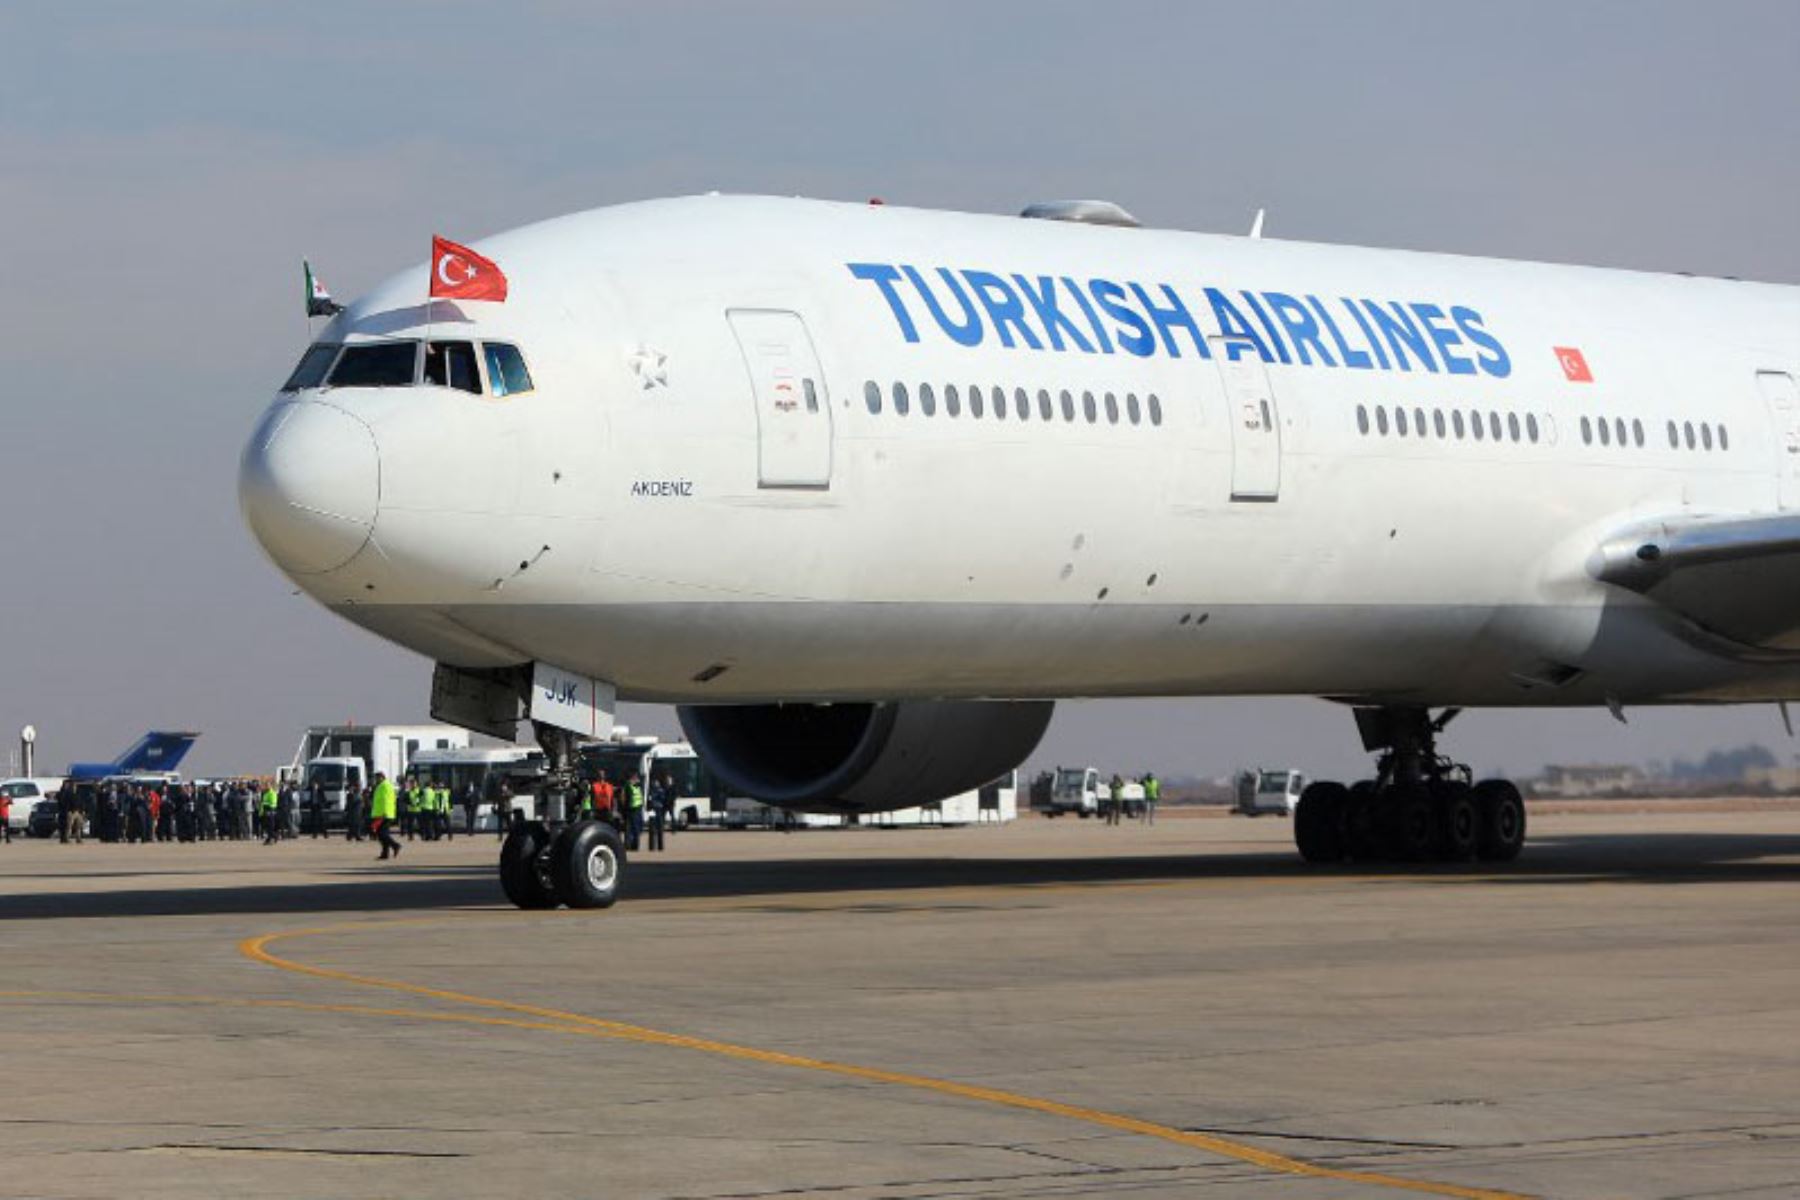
[240,195,1800,709]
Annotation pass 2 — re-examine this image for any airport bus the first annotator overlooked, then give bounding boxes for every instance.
[577,737,723,828]
[410,746,548,829]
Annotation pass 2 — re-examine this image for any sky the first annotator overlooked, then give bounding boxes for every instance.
[1,1,1797,781]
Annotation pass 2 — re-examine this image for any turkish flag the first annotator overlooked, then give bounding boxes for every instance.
[429,235,508,302]
[1554,346,1593,383]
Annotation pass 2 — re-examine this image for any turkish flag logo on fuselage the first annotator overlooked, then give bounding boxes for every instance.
[429,235,508,302]
[1554,346,1593,382]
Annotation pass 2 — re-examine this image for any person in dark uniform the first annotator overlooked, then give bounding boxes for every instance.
[645,777,667,852]
[345,781,367,842]
[492,777,513,840]
[461,780,479,836]
[308,778,327,838]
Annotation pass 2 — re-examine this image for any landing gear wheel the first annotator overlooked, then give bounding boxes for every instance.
[550,820,626,909]
[1474,780,1526,862]
[1381,786,1436,862]
[1342,781,1381,862]
[1433,782,1478,862]
[1293,782,1348,863]
[499,821,557,909]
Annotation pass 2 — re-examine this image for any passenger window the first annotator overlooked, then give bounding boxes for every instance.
[1614,417,1627,447]
[1631,418,1643,447]
[1015,387,1030,420]
[1148,394,1163,426]
[1376,406,1389,435]
[282,342,340,391]
[992,385,1008,421]
[424,341,482,394]
[969,385,984,418]
[803,379,820,413]
[1526,413,1539,443]
[1507,412,1520,442]
[1414,407,1426,437]
[1259,399,1273,430]
[1581,416,1592,445]
[1667,420,1679,448]
[1083,391,1097,423]
[893,381,910,415]
[1357,405,1369,435]
[1395,407,1409,436]
[1598,418,1611,446]
[1452,410,1465,439]
[864,381,882,414]
[1038,389,1054,421]
[1060,390,1075,422]
[1701,423,1713,450]
[483,343,534,396]
[945,384,961,418]
[1105,392,1119,424]
[919,382,937,416]
[1470,409,1483,440]
[1488,412,1502,441]
[329,341,419,388]
[1719,424,1730,451]
[1684,420,1695,449]
[1433,409,1446,438]
[1126,393,1141,425]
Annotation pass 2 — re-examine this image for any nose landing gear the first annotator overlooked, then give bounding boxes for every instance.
[498,720,628,910]
[1293,707,1526,865]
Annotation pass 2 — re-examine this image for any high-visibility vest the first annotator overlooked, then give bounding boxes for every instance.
[370,780,397,821]
[626,784,644,811]
[259,788,278,811]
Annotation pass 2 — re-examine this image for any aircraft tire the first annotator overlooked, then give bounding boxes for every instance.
[1474,780,1526,862]
[1381,786,1436,862]
[550,820,626,910]
[1433,781,1479,862]
[1293,781,1348,862]
[1343,781,1381,861]
[499,821,557,910]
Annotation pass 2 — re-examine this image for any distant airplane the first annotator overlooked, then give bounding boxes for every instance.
[68,731,201,780]
[240,195,1800,907]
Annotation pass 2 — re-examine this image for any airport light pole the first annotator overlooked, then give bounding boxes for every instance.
[20,725,35,779]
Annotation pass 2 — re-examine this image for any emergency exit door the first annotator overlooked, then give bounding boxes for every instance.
[728,309,833,488]
[1212,339,1281,501]
[1758,371,1800,509]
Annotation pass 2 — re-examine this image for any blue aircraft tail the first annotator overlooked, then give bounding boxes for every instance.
[68,730,201,779]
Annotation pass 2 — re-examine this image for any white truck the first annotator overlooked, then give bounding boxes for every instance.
[2,777,64,836]
[1036,767,1144,817]
[286,724,471,826]
[1235,768,1308,817]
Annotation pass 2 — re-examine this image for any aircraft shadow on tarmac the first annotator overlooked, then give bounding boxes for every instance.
[4,830,1800,921]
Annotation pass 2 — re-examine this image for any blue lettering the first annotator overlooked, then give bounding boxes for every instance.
[1409,302,1474,376]
[963,270,1044,350]
[1361,300,1437,373]
[1452,306,1511,378]
[846,263,918,343]
[1060,277,1114,353]
[1128,283,1210,358]
[1204,287,1275,362]
[1238,292,1292,364]
[1306,295,1373,370]
[900,265,984,347]
[1340,298,1390,369]
[1262,292,1337,367]
[1012,275,1094,353]
[1089,279,1155,357]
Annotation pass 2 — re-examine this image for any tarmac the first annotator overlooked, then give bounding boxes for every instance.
[2,807,1798,1200]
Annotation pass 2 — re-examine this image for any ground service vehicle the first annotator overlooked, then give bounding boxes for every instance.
[286,724,470,825]
[2,778,62,835]
[1235,769,1308,817]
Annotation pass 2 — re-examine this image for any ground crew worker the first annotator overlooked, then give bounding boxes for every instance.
[369,772,402,860]
[438,784,454,841]
[1141,772,1160,825]
[624,772,645,851]
[645,776,667,852]
[0,787,10,844]
[400,778,418,840]
[308,778,327,838]
[461,781,479,836]
[1106,773,1124,826]
[259,781,280,844]
[493,778,514,840]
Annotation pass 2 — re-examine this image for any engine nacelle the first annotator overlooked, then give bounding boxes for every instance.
[676,700,1054,813]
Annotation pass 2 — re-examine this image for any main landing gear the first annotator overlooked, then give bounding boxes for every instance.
[499,720,627,910]
[1292,707,1526,866]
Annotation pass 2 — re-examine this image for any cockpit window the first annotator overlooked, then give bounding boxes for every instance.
[424,341,482,394]
[328,341,420,388]
[484,343,534,396]
[282,343,340,392]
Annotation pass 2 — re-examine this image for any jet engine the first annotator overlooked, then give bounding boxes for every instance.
[676,700,1054,813]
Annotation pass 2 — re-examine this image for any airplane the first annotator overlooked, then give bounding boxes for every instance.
[68,731,201,781]
[239,194,1800,909]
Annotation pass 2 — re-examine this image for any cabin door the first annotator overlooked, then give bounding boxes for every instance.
[1212,339,1281,501]
[1758,371,1800,509]
[728,309,833,489]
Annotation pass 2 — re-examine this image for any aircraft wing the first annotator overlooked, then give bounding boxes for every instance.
[1592,512,1800,652]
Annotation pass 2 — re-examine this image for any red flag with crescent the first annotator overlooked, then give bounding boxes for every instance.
[429,235,508,302]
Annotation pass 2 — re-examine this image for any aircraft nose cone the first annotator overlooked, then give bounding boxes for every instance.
[239,401,379,575]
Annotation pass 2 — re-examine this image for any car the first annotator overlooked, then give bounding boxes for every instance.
[2,778,62,836]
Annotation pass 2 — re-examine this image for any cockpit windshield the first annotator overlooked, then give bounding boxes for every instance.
[282,343,340,391]
[423,341,482,394]
[328,341,420,387]
[484,343,534,396]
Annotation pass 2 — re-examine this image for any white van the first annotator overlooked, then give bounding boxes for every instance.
[2,778,65,834]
